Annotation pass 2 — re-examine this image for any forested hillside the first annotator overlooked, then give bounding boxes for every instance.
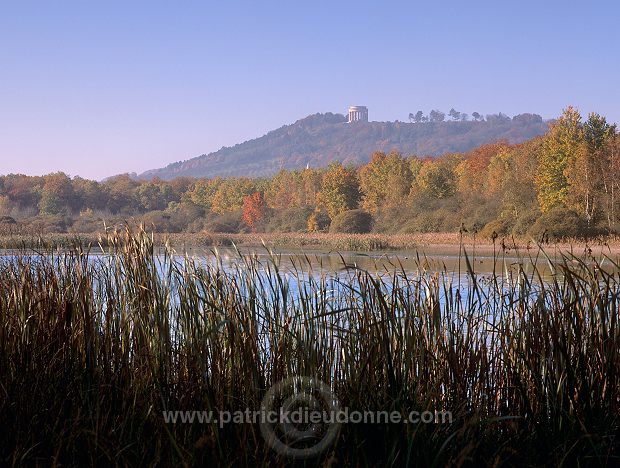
[0,108,616,240]
[138,111,549,179]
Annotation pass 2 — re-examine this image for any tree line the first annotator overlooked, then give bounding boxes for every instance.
[0,107,617,239]
[407,109,539,124]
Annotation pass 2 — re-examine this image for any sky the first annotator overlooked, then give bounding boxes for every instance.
[0,1,618,180]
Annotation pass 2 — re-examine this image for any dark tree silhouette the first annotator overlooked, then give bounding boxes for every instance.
[429,110,445,122]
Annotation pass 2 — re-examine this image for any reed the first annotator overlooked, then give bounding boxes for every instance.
[0,227,619,466]
[2,229,620,253]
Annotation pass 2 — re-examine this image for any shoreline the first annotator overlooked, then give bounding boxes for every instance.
[1,231,620,257]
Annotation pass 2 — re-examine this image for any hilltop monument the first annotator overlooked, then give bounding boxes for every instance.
[348,105,368,123]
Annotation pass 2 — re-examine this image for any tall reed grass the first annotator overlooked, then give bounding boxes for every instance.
[0,228,618,466]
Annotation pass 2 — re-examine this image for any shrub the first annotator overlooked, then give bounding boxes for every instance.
[185,218,206,233]
[0,216,16,225]
[480,216,515,238]
[205,211,244,233]
[371,207,411,233]
[512,209,541,236]
[69,215,106,233]
[329,209,373,234]
[528,207,588,240]
[166,202,205,232]
[23,215,72,233]
[399,208,460,234]
[307,210,331,232]
[266,206,314,232]
[468,198,502,228]
[141,211,181,233]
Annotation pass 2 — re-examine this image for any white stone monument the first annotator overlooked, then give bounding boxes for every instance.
[348,106,368,123]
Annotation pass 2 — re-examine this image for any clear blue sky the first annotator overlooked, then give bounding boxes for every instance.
[1,0,618,180]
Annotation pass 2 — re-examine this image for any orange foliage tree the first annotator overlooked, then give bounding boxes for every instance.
[242,191,268,231]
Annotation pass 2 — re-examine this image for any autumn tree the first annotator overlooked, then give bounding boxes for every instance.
[455,142,510,197]
[0,196,11,216]
[562,113,614,225]
[167,177,195,201]
[578,113,617,227]
[39,172,75,215]
[416,156,460,198]
[0,106,616,239]
[316,162,360,219]
[536,106,582,212]
[184,178,222,211]
[135,182,174,212]
[359,151,412,213]
[3,174,42,212]
[72,176,107,213]
[307,208,330,232]
[484,139,541,221]
[408,157,424,187]
[266,170,303,209]
[0,178,13,216]
[301,168,323,207]
[103,174,140,214]
[242,191,268,231]
[211,178,255,214]
[609,134,620,227]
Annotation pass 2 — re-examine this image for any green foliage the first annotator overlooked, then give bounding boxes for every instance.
[72,176,107,212]
[265,170,304,209]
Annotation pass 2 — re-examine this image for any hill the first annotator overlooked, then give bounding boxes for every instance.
[138,112,549,180]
